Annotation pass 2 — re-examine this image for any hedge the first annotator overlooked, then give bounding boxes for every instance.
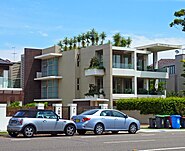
[116,97,185,115]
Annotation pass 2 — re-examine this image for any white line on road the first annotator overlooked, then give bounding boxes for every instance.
[104,139,155,144]
[139,146,185,151]
[11,138,31,141]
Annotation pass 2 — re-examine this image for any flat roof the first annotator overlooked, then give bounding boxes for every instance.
[34,53,62,60]
[34,98,62,102]
[73,98,109,102]
[34,76,63,81]
[135,43,182,52]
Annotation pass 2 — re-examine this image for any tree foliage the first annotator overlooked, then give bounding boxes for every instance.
[170,9,185,31]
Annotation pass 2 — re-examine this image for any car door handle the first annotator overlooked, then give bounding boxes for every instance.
[101,118,105,119]
[43,120,47,123]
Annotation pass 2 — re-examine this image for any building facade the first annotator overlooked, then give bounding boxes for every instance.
[32,43,181,108]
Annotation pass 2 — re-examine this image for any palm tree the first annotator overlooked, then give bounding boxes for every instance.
[57,40,63,51]
[85,31,90,46]
[99,32,106,45]
[126,37,132,47]
[63,37,68,51]
[73,36,77,50]
[120,37,127,47]
[113,33,121,46]
[81,33,86,48]
[90,28,96,45]
[69,38,73,50]
[77,35,81,49]
[95,32,99,45]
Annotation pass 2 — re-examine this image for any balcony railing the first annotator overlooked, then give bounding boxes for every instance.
[0,77,21,88]
[113,63,134,69]
[113,89,134,94]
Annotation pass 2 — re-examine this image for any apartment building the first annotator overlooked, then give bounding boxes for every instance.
[32,43,181,108]
[0,58,23,104]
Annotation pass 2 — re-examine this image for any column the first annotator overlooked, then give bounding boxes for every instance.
[68,104,77,118]
[144,79,149,91]
[0,104,7,118]
[134,76,137,96]
[99,104,108,109]
[153,52,158,69]
[53,104,62,118]
[134,51,137,70]
[36,103,44,110]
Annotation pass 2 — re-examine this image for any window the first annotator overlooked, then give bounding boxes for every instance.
[13,110,37,118]
[77,53,80,67]
[41,80,58,99]
[36,111,57,119]
[81,109,99,115]
[100,110,112,116]
[77,78,80,90]
[112,111,125,118]
[42,58,58,76]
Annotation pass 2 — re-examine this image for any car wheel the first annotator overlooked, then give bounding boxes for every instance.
[112,131,119,134]
[77,130,86,135]
[23,125,35,138]
[94,123,104,135]
[128,123,137,134]
[8,132,18,137]
[65,124,76,136]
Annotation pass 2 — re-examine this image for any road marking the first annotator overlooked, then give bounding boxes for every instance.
[80,136,98,138]
[104,139,155,144]
[139,146,185,151]
[11,138,31,141]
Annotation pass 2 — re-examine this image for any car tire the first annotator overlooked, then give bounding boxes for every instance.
[64,124,76,136]
[77,130,86,135]
[112,131,119,134]
[94,123,104,135]
[8,132,18,137]
[23,125,35,138]
[128,123,137,134]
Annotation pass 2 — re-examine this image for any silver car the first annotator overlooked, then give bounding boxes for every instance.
[72,109,140,135]
[7,109,76,138]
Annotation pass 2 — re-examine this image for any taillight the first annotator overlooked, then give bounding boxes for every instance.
[82,118,91,122]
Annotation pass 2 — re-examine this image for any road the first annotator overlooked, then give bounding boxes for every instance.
[1,131,185,151]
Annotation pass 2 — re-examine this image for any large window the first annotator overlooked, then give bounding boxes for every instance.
[42,58,58,76]
[41,80,58,99]
[113,77,133,94]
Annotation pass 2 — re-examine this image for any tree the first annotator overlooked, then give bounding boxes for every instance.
[63,37,68,51]
[113,33,121,46]
[77,35,81,49]
[57,40,63,51]
[90,28,96,45]
[95,32,99,45]
[69,38,73,50]
[126,37,132,47]
[99,32,106,45]
[170,9,185,31]
[85,31,90,46]
[120,37,127,47]
[81,33,86,48]
[73,36,77,50]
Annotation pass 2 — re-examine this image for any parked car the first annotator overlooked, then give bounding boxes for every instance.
[72,109,140,135]
[7,109,76,138]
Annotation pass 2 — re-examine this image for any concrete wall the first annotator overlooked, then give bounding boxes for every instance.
[0,104,11,132]
[121,110,154,124]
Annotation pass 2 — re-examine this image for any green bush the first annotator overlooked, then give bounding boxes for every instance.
[10,101,20,107]
[116,97,185,115]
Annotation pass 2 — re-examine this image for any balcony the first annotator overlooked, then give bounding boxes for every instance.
[85,68,105,76]
[113,63,134,69]
[34,72,63,81]
[34,53,62,60]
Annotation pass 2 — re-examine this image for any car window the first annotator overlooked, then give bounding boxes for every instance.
[13,110,37,118]
[112,111,125,118]
[80,109,99,115]
[100,110,112,116]
[36,111,57,119]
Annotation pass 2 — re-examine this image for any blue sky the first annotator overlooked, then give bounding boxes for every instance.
[0,0,185,61]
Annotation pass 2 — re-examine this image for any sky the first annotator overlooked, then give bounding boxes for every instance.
[0,0,185,62]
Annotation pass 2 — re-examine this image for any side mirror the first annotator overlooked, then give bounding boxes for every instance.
[57,116,60,121]
[124,115,128,118]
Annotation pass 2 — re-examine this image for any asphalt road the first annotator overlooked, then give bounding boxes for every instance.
[1,131,185,151]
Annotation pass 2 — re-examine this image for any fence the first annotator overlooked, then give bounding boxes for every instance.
[0,103,108,131]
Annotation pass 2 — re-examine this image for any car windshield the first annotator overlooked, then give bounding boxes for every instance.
[80,109,99,115]
[13,110,37,118]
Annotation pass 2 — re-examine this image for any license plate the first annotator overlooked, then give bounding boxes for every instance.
[75,119,80,123]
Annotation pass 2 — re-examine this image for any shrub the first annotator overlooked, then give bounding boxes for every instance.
[116,97,185,116]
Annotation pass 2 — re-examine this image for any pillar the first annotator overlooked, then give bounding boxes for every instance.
[99,104,108,109]
[53,104,62,118]
[36,103,44,110]
[68,104,77,118]
[0,104,7,118]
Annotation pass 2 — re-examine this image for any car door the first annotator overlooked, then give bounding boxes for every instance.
[112,110,127,130]
[100,110,115,130]
[37,111,63,131]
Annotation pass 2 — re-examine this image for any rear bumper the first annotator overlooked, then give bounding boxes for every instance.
[75,123,94,130]
[7,126,22,132]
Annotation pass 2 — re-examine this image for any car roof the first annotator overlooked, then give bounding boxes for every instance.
[17,109,53,112]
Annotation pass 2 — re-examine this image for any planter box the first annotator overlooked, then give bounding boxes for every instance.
[85,69,104,76]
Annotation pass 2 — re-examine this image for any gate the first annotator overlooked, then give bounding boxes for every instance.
[62,106,70,119]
